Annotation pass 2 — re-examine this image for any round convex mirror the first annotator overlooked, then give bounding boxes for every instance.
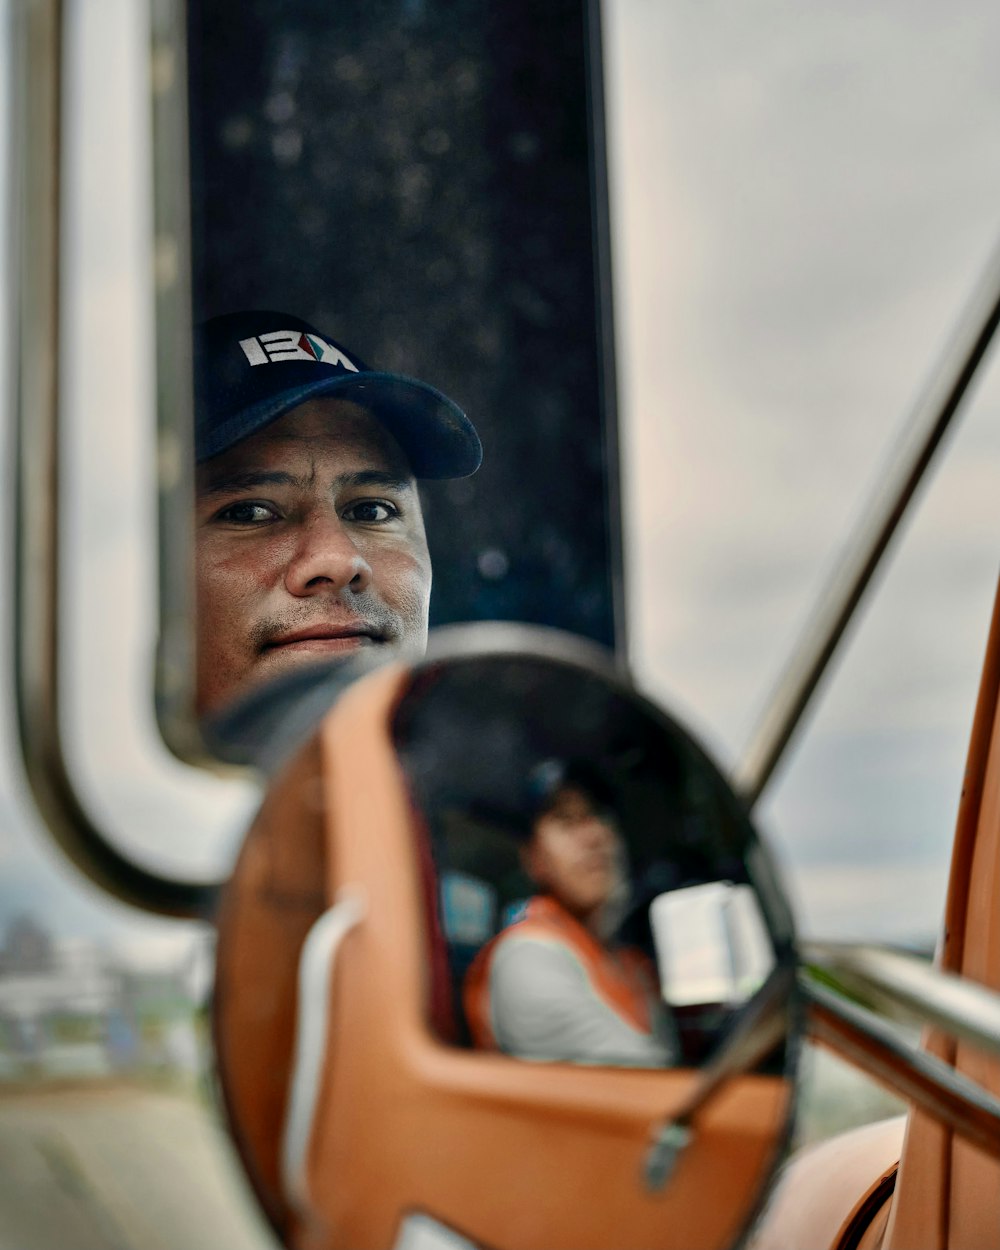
[213,626,799,1250]
[392,640,796,1074]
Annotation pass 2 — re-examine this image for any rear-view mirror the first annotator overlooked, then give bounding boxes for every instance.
[213,625,800,1250]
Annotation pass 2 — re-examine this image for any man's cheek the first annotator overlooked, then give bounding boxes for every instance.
[195,593,261,715]
[384,549,432,630]
[196,561,259,663]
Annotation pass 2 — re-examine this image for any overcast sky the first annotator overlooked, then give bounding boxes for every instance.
[608,0,1000,941]
[2,1,1000,960]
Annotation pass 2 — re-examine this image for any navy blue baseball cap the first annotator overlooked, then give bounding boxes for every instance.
[524,758,618,824]
[195,310,483,477]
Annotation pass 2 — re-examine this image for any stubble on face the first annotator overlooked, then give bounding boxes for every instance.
[194,398,432,716]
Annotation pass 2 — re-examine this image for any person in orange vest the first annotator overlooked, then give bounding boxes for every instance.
[463,761,678,1067]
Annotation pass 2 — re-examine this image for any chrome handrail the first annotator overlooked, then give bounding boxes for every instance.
[805,940,1000,1058]
[10,0,215,918]
[805,978,1000,1159]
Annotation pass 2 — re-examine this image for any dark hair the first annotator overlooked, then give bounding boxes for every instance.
[526,758,617,824]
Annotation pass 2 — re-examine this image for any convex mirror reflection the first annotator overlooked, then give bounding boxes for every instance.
[212,630,798,1250]
[391,648,790,1071]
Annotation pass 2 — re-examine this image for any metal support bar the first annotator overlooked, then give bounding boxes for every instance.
[805,941,1000,1058]
[644,962,795,1189]
[805,980,1000,1160]
[736,240,1000,807]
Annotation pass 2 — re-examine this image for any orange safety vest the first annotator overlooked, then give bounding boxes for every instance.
[463,894,661,1050]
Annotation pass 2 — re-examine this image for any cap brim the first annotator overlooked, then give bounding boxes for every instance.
[198,370,483,478]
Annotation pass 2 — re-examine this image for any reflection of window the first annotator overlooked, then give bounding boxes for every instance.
[439,872,497,947]
[649,882,774,1007]
[499,899,529,930]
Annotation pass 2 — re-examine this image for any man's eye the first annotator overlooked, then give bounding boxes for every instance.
[216,501,278,525]
[343,500,397,524]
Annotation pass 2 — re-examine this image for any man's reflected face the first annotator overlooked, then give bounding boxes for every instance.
[523,785,625,922]
[195,397,432,715]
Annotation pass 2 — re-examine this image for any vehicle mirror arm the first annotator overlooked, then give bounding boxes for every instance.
[644,961,796,1190]
[804,940,1000,1057]
[9,0,215,919]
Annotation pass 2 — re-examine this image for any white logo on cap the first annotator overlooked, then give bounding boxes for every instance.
[239,331,359,371]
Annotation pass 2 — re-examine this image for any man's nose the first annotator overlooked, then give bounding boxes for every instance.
[283,512,373,596]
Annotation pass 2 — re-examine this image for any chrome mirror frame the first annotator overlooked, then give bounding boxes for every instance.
[150,0,208,766]
[9,0,215,917]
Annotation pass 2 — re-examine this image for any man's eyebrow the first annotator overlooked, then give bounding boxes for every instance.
[339,470,414,492]
[198,469,305,496]
[197,467,415,496]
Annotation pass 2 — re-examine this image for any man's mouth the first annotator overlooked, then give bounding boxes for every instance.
[261,624,385,656]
